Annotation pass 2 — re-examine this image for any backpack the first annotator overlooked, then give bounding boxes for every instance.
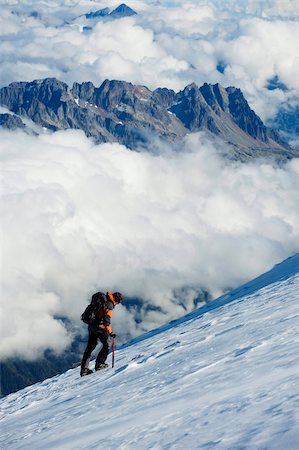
[81,292,107,324]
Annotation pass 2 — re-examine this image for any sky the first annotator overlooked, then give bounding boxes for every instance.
[1,254,298,449]
[1,0,299,361]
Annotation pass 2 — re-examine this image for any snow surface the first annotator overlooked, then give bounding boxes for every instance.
[1,254,299,450]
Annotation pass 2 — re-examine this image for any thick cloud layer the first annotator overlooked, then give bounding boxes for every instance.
[1,128,299,359]
[0,0,299,122]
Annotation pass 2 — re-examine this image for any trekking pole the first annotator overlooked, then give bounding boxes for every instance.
[112,337,115,368]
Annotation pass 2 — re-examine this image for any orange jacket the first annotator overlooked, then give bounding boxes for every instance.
[96,292,117,335]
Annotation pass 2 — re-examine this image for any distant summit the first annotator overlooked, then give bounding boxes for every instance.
[110,4,137,18]
[84,4,137,21]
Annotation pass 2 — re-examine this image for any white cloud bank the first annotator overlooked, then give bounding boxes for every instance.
[0,0,298,121]
[1,128,299,359]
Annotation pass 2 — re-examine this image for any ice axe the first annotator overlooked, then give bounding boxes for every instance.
[112,337,115,368]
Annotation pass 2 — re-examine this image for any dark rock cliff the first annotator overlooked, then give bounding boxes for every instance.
[1,77,297,161]
[0,113,26,130]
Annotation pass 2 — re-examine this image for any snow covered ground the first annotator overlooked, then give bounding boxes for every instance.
[1,254,299,450]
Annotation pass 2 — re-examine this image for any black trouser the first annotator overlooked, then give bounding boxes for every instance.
[81,326,109,369]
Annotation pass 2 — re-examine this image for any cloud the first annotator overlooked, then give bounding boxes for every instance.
[1,128,299,359]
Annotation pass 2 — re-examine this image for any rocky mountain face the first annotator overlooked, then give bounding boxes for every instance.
[1,77,297,161]
[0,113,25,130]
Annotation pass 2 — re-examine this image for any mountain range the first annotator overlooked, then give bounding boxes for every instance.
[1,77,297,161]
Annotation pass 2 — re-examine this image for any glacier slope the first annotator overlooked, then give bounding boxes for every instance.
[1,255,299,450]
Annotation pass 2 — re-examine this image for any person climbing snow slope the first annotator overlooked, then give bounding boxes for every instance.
[80,291,123,377]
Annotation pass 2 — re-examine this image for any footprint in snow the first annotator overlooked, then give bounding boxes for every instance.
[233,345,254,357]
[164,340,181,349]
[130,353,156,364]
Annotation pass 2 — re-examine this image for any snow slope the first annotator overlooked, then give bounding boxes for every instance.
[1,254,299,450]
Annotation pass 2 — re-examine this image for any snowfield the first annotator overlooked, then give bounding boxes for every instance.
[1,255,299,450]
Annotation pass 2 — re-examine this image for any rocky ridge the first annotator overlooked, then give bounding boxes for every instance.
[0,77,297,161]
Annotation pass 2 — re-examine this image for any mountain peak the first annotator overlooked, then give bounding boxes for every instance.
[183,82,199,93]
[110,4,137,18]
[199,82,229,112]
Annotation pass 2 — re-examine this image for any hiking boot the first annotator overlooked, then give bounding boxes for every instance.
[80,367,93,377]
[95,362,109,371]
